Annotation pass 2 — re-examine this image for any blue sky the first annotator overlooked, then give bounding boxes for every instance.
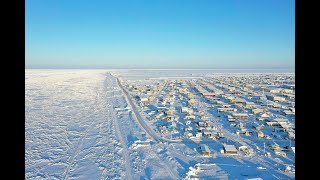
[26,0,295,69]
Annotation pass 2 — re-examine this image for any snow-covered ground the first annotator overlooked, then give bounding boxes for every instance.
[25,70,181,179]
[26,69,294,179]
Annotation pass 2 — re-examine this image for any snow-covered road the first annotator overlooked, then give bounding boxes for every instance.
[115,75,182,144]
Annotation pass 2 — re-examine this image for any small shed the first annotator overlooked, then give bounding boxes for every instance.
[202,130,213,137]
[257,131,264,138]
[200,145,211,156]
[223,144,238,155]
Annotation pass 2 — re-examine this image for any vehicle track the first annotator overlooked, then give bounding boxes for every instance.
[62,87,103,180]
[114,75,181,144]
[109,73,180,179]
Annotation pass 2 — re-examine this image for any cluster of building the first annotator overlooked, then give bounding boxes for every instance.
[122,74,295,169]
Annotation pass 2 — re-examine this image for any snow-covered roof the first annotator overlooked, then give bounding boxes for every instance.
[272,118,288,122]
[224,144,238,152]
[246,101,255,104]
[202,130,213,135]
[200,145,210,152]
[232,113,249,117]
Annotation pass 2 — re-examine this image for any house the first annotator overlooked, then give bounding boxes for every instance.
[200,115,208,120]
[267,88,282,93]
[217,132,224,138]
[274,150,286,157]
[237,128,247,135]
[260,101,275,107]
[156,109,166,117]
[227,115,236,122]
[195,132,202,137]
[272,118,289,123]
[282,110,295,116]
[280,123,294,131]
[238,145,248,152]
[245,130,252,136]
[223,144,238,155]
[266,122,281,126]
[231,98,246,104]
[200,145,211,156]
[250,95,267,101]
[281,88,294,94]
[273,127,285,132]
[260,113,270,118]
[194,85,213,97]
[255,125,264,131]
[284,93,295,100]
[218,107,237,112]
[202,92,216,97]
[188,99,196,106]
[257,131,264,138]
[221,104,232,108]
[271,143,283,151]
[157,106,167,112]
[185,115,196,120]
[287,131,295,140]
[202,130,213,137]
[266,118,289,126]
[216,100,225,105]
[239,122,246,128]
[187,93,195,99]
[165,108,175,116]
[198,121,209,127]
[140,97,149,103]
[245,101,255,108]
[235,103,244,108]
[166,115,178,121]
[252,108,265,114]
[231,113,249,120]
[185,126,193,132]
[181,107,193,114]
[266,95,286,102]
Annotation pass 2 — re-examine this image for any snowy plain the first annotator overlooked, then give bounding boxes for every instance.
[26,70,182,179]
[25,69,294,179]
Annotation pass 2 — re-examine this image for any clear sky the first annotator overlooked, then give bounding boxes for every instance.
[26,0,295,69]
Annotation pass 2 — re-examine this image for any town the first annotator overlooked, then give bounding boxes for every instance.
[117,72,295,179]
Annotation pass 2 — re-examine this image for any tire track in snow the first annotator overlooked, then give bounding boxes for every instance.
[104,75,134,180]
[112,108,133,180]
[108,73,180,179]
[62,86,103,180]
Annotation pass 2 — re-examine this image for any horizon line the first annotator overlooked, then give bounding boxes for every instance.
[25,67,295,70]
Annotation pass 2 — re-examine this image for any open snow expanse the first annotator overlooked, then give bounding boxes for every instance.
[26,70,182,179]
[26,70,294,179]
